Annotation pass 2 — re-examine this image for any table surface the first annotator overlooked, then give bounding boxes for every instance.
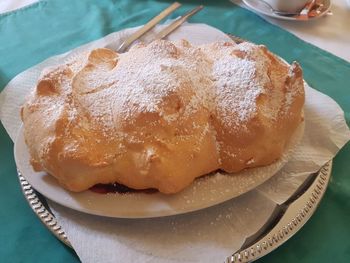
[0,0,349,263]
[1,0,349,62]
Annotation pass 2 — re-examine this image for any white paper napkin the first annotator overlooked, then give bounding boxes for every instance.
[1,23,349,263]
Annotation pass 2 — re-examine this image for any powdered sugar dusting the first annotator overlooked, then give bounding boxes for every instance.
[212,56,260,127]
[68,40,295,137]
[73,41,213,136]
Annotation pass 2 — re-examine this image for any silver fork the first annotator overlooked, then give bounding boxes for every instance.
[117,2,204,53]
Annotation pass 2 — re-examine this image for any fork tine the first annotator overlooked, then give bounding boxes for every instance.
[117,2,181,53]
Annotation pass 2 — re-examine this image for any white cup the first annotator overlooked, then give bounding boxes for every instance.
[263,0,310,13]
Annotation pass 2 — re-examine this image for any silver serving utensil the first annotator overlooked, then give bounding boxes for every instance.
[18,161,332,261]
[117,3,204,53]
[117,2,181,53]
[227,161,332,262]
[237,172,319,252]
[153,5,204,40]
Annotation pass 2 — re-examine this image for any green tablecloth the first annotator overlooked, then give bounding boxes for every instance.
[0,0,349,262]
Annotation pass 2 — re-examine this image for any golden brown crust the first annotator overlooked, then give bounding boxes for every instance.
[21,40,304,194]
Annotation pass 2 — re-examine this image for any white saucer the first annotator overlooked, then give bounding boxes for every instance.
[242,0,331,21]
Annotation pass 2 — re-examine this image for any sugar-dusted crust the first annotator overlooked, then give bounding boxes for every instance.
[21,40,304,194]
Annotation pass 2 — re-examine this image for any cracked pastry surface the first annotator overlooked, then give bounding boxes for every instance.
[21,39,304,194]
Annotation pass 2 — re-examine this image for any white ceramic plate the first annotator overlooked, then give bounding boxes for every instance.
[14,122,304,218]
[242,0,331,21]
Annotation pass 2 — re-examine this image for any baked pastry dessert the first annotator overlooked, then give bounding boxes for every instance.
[21,39,304,194]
